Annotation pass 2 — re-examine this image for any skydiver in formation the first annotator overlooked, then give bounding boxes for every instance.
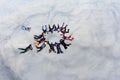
[34,33,45,39]
[36,41,48,52]
[47,41,56,53]
[60,39,71,49]
[60,23,69,33]
[55,42,63,54]
[48,24,54,33]
[62,33,74,41]
[42,25,48,34]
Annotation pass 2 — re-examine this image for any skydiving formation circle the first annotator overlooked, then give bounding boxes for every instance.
[18,22,74,54]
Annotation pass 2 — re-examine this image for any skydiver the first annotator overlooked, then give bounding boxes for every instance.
[18,44,33,53]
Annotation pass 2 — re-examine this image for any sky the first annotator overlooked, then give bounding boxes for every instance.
[0,0,120,80]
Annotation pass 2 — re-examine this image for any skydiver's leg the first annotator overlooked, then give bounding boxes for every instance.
[49,49,51,53]
[57,48,60,54]
[66,43,71,46]
[36,46,41,49]
[65,29,69,33]
[37,47,43,52]
[63,44,67,49]
[20,50,27,53]
[64,25,68,29]
[51,48,56,53]
[18,48,25,50]
[59,48,63,53]
[61,22,65,27]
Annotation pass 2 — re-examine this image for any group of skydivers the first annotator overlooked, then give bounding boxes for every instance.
[18,23,74,54]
